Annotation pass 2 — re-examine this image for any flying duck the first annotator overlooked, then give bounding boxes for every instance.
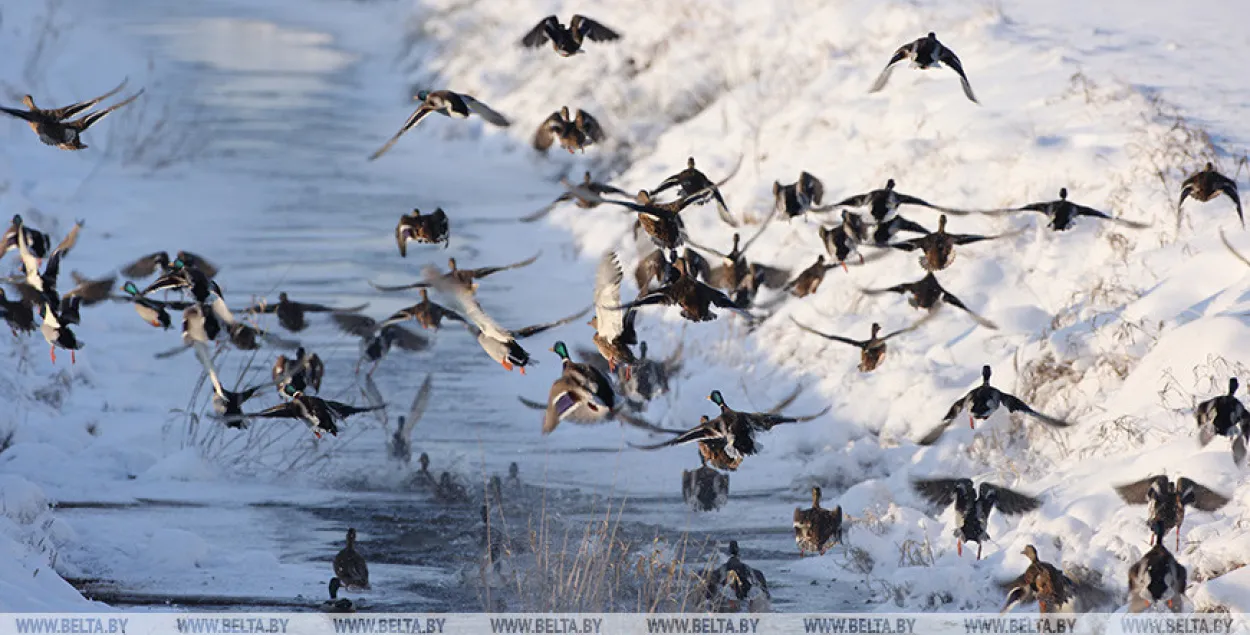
[631,390,829,462]
[370,253,541,294]
[542,341,616,434]
[651,155,743,226]
[240,292,366,333]
[683,455,730,512]
[0,80,145,149]
[869,32,978,103]
[1127,524,1187,613]
[248,384,381,438]
[520,15,620,56]
[0,288,36,334]
[381,289,467,330]
[834,178,966,223]
[1195,377,1250,465]
[1114,475,1230,550]
[783,255,842,298]
[395,208,451,253]
[563,180,707,250]
[688,211,789,296]
[533,106,605,154]
[1178,162,1242,228]
[0,215,50,264]
[612,252,753,323]
[388,374,433,464]
[911,477,1040,560]
[861,271,998,329]
[886,214,1017,271]
[704,541,770,613]
[590,251,639,376]
[918,365,1071,444]
[142,258,222,304]
[1000,545,1075,614]
[576,339,683,412]
[773,171,830,220]
[62,272,116,307]
[369,90,510,161]
[38,301,81,364]
[793,486,843,556]
[990,188,1149,231]
[120,250,218,280]
[272,347,325,395]
[191,342,263,429]
[119,281,190,329]
[790,314,932,372]
[333,528,370,591]
[521,171,630,223]
[16,218,82,309]
[331,312,430,375]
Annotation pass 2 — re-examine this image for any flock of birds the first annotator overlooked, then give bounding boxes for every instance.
[2,11,1249,616]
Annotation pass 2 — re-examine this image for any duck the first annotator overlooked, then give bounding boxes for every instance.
[861,271,998,329]
[590,251,639,375]
[520,14,620,56]
[789,314,932,372]
[207,297,277,352]
[990,188,1149,231]
[577,339,683,411]
[142,258,222,304]
[119,281,190,329]
[0,215,50,263]
[241,292,366,333]
[631,390,829,462]
[424,268,589,373]
[704,541,770,613]
[370,253,541,294]
[15,218,82,309]
[1128,523,1187,613]
[689,214,789,295]
[38,301,81,364]
[272,347,325,395]
[651,156,742,226]
[542,341,616,434]
[870,214,933,246]
[120,250,218,280]
[369,90,510,161]
[869,32,978,103]
[333,528,370,591]
[793,486,843,556]
[0,80,145,150]
[435,472,471,504]
[1000,545,1075,614]
[613,252,753,323]
[0,287,36,334]
[247,384,382,438]
[1178,162,1242,228]
[564,179,707,251]
[683,455,730,512]
[177,303,222,348]
[1114,475,1230,550]
[696,419,743,472]
[412,452,436,488]
[911,477,1040,560]
[834,179,966,224]
[918,365,1071,444]
[783,255,841,298]
[331,312,430,375]
[395,208,451,253]
[819,210,869,269]
[886,214,1016,271]
[192,343,263,429]
[382,289,467,331]
[521,171,630,222]
[388,374,433,464]
[773,171,830,220]
[1195,377,1250,465]
[505,462,521,490]
[533,106,605,154]
[321,578,354,613]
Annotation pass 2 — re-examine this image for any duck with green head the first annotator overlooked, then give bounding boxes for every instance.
[543,340,616,434]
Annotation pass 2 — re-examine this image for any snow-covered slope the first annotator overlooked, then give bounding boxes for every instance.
[395,0,1250,612]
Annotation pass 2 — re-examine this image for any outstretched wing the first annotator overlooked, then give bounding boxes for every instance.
[789,318,866,348]
[469,251,542,278]
[628,424,717,450]
[427,267,512,341]
[911,477,970,508]
[576,109,606,143]
[42,78,130,121]
[940,391,974,426]
[982,483,1042,515]
[940,291,999,329]
[520,16,558,47]
[570,15,621,42]
[1113,476,1163,505]
[868,43,911,93]
[937,46,978,103]
[533,111,564,152]
[369,105,433,161]
[880,312,936,340]
[1074,204,1150,228]
[594,251,628,341]
[999,393,1070,427]
[1177,478,1231,512]
[331,312,378,338]
[834,192,873,208]
[514,305,592,339]
[519,193,572,223]
[460,94,510,127]
[249,402,301,420]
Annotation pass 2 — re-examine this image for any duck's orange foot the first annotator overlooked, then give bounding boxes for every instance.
[519,365,526,375]
[957,540,963,556]
[841,261,849,273]
[501,360,514,372]
[969,413,975,429]
[623,365,632,381]
[1167,599,1173,610]
[314,430,322,439]
[71,350,76,364]
[49,346,56,364]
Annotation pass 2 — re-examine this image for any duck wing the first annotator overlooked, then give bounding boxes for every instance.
[594,251,629,341]
[915,420,952,446]
[999,393,1070,427]
[368,105,434,161]
[628,424,719,450]
[119,252,168,278]
[519,192,572,223]
[880,311,936,340]
[467,251,541,279]
[368,279,430,292]
[571,15,621,42]
[1114,476,1164,505]
[513,305,592,339]
[331,312,379,338]
[910,477,971,508]
[983,483,1042,515]
[66,272,116,305]
[939,290,999,329]
[1176,478,1231,512]
[41,78,130,121]
[575,109,606,143]
[430,273,512,342]
[459,94,510,127]
[738,205,779,256]
[0,106,37,123]
[533,112,564,152]
[249,401,302,420]
[937,45,978,104]
[323,399,384,419]
[834,191,873,208]
[868,43,911,93]
[1073,204,1150,228]
[382,324,430,351]
[789,318,866,349]
[1215,174,1244,227]
[521,15,558,47]
[940,390,974,427]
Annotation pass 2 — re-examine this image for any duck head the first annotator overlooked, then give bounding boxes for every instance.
[885,178,896,191]
[122,281,141,297]
[926,32,937,40]
[415,90,430,101]
[728,540,741,557]
[447,258,458,271]
[686,157,696,169]
[981,365,992,384]
[870,323,882,339]
[550,340,571,360]
[937,214,948,231]
[1021,544,1039,562]
[278,292,290,303]
[708,390,726,407]
[1229,377,1239,396]
[811,486,823,506]
[282,383,302,399]
[635,189,653,205]
[419,452,430,471]
[328,577,342,600]
[1059,187,1068,200]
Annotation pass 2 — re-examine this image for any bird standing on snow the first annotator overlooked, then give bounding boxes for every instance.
[704,541,770,613]
[520,15,620,57]
[333,528,370,591]
[369,90,510,161]
[869,32,978,103]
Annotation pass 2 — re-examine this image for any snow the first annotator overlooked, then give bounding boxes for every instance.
[0,0,1248,616]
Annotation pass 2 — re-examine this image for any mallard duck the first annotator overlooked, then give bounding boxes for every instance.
[590,251,638,375]
[912,477,1040,560]
[652,156,742,226]
[631,390,829,461]
[886,214,1016,271]
[989,188,1149,231]
[783,255,841,298]
[16,218,82,309]
[1178,162,1242,228]
[272,347,325,395]
[177,303,221,347]
[395,208,450,253]
[564,179,707,250]
[333,528,370,590]
[435,472,470,504]
[369,90,509,160]
[121,250,218,280]
[425,268,589,373]
[388,374,433,464]
[321,578,354,613]
[705,541,770,613]
[1000,545,1074,614]
[542,341,616,434]
[534,106,605,154]
[773,172,830,220]
[521,171,630,222]
[1196,377,1250,465]
[613,253,753,323]
[382,289,467,331]
[520,15,620,56]
[248,384,381,438]
[0,214,50,263]
[689,211,789,294]
[869,32,977,103]
[206,297,279,352]
[790,314,932,372]
[192,342,263,429]
[331,313,429,375]
[919,365,1070,444]
[119,281,190,329]
[38,302,80,364]
[861,271,997,329]
[834,179,968,224]
[871,214,932,246]
[0,288,36,334]
[819,210,868,268]
[370,253,541,294]
[241,292,365,333]
[682,455,729,512]
[0,80,144,150]
[1128,524,1187,613]
[142,258,222,304]
[1115,475,1230,550]
[794,486,843,555]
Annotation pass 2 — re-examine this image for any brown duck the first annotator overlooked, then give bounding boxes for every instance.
[783,255,841,298]
[382,289,467,330]
[0,79,143,150]
[793,486,843,556]
[396,208,450,254]
[1000,545,1071,614]
[521,171,629,222]
[886,214,1014,271]
[613,253,752,323]
[369,253,540,293]
[1178,162,1242,228]
[534,106,605,153]
[861,272,997,329]
[790,314,932,372]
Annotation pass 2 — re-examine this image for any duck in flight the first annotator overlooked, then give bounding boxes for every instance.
[369,90,509,161]
[869,32,978,104]
[520,15,620,56]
